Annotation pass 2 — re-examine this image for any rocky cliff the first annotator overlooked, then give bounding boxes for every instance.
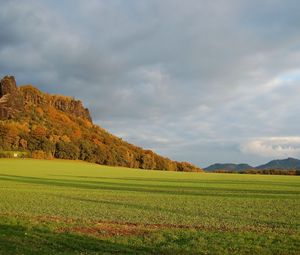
[0,76,24,119]
[0,76,91,122]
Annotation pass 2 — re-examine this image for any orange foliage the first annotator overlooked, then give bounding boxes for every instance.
[32,125,48,138]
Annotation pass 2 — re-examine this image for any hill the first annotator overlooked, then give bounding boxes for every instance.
[205,158,300,174]
[256,157,300,170]
[0,75,202,172]
[204,163,253,172]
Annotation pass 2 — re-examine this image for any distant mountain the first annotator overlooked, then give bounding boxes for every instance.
[0,75,202,172]
[256,158,300,170]
[205,158,300,172]
[205,163,253,172]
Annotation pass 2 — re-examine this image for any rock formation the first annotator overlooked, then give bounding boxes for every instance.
[0,76,92,122]
[0,76,24,119]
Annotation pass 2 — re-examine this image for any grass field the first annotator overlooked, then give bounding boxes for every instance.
[0,159,299,254]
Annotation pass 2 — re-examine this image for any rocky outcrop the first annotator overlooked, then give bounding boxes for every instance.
[0,75,18,96]
[21,86,44,105]
[0,76,24,119]
[0,76,92,122]
[50,96,92,122]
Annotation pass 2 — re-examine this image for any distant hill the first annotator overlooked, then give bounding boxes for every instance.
[256,158,300,170]
[0,75,202,172]
[204,163,253,172]
[205,157,300,173]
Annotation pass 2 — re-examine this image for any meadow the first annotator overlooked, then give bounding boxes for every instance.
[0,159,299,254]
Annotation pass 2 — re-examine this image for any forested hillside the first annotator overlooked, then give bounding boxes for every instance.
[0,76,202,172]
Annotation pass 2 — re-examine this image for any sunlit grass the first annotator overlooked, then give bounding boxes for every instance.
[0,159,299,254]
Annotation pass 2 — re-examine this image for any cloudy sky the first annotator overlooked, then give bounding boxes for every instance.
[1,0,300,167]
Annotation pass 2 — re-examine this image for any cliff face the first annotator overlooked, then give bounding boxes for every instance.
[50,96,91,122]
[0,76,92,122]
[0,76,24,119]
[0,75,18,95]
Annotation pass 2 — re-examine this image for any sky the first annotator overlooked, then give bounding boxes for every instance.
[1,0,300,167]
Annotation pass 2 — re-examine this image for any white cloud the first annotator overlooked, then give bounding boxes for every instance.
[240,137,300,158]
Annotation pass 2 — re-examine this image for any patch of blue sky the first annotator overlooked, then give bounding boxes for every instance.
[279,70,300,82]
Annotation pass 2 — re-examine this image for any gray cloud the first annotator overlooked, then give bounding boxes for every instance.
[1,0,300,167]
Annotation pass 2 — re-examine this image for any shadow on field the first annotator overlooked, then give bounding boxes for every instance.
[59,195,162,210]
[1,222,299,255]
[56,175,300,188]
[0,174,299,199]
[53,194,189,218]
[0,223,152,255]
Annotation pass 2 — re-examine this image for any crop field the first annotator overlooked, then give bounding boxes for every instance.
[0,159,299,254]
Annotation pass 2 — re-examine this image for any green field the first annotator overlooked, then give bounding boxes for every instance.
[0,159,299,254]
